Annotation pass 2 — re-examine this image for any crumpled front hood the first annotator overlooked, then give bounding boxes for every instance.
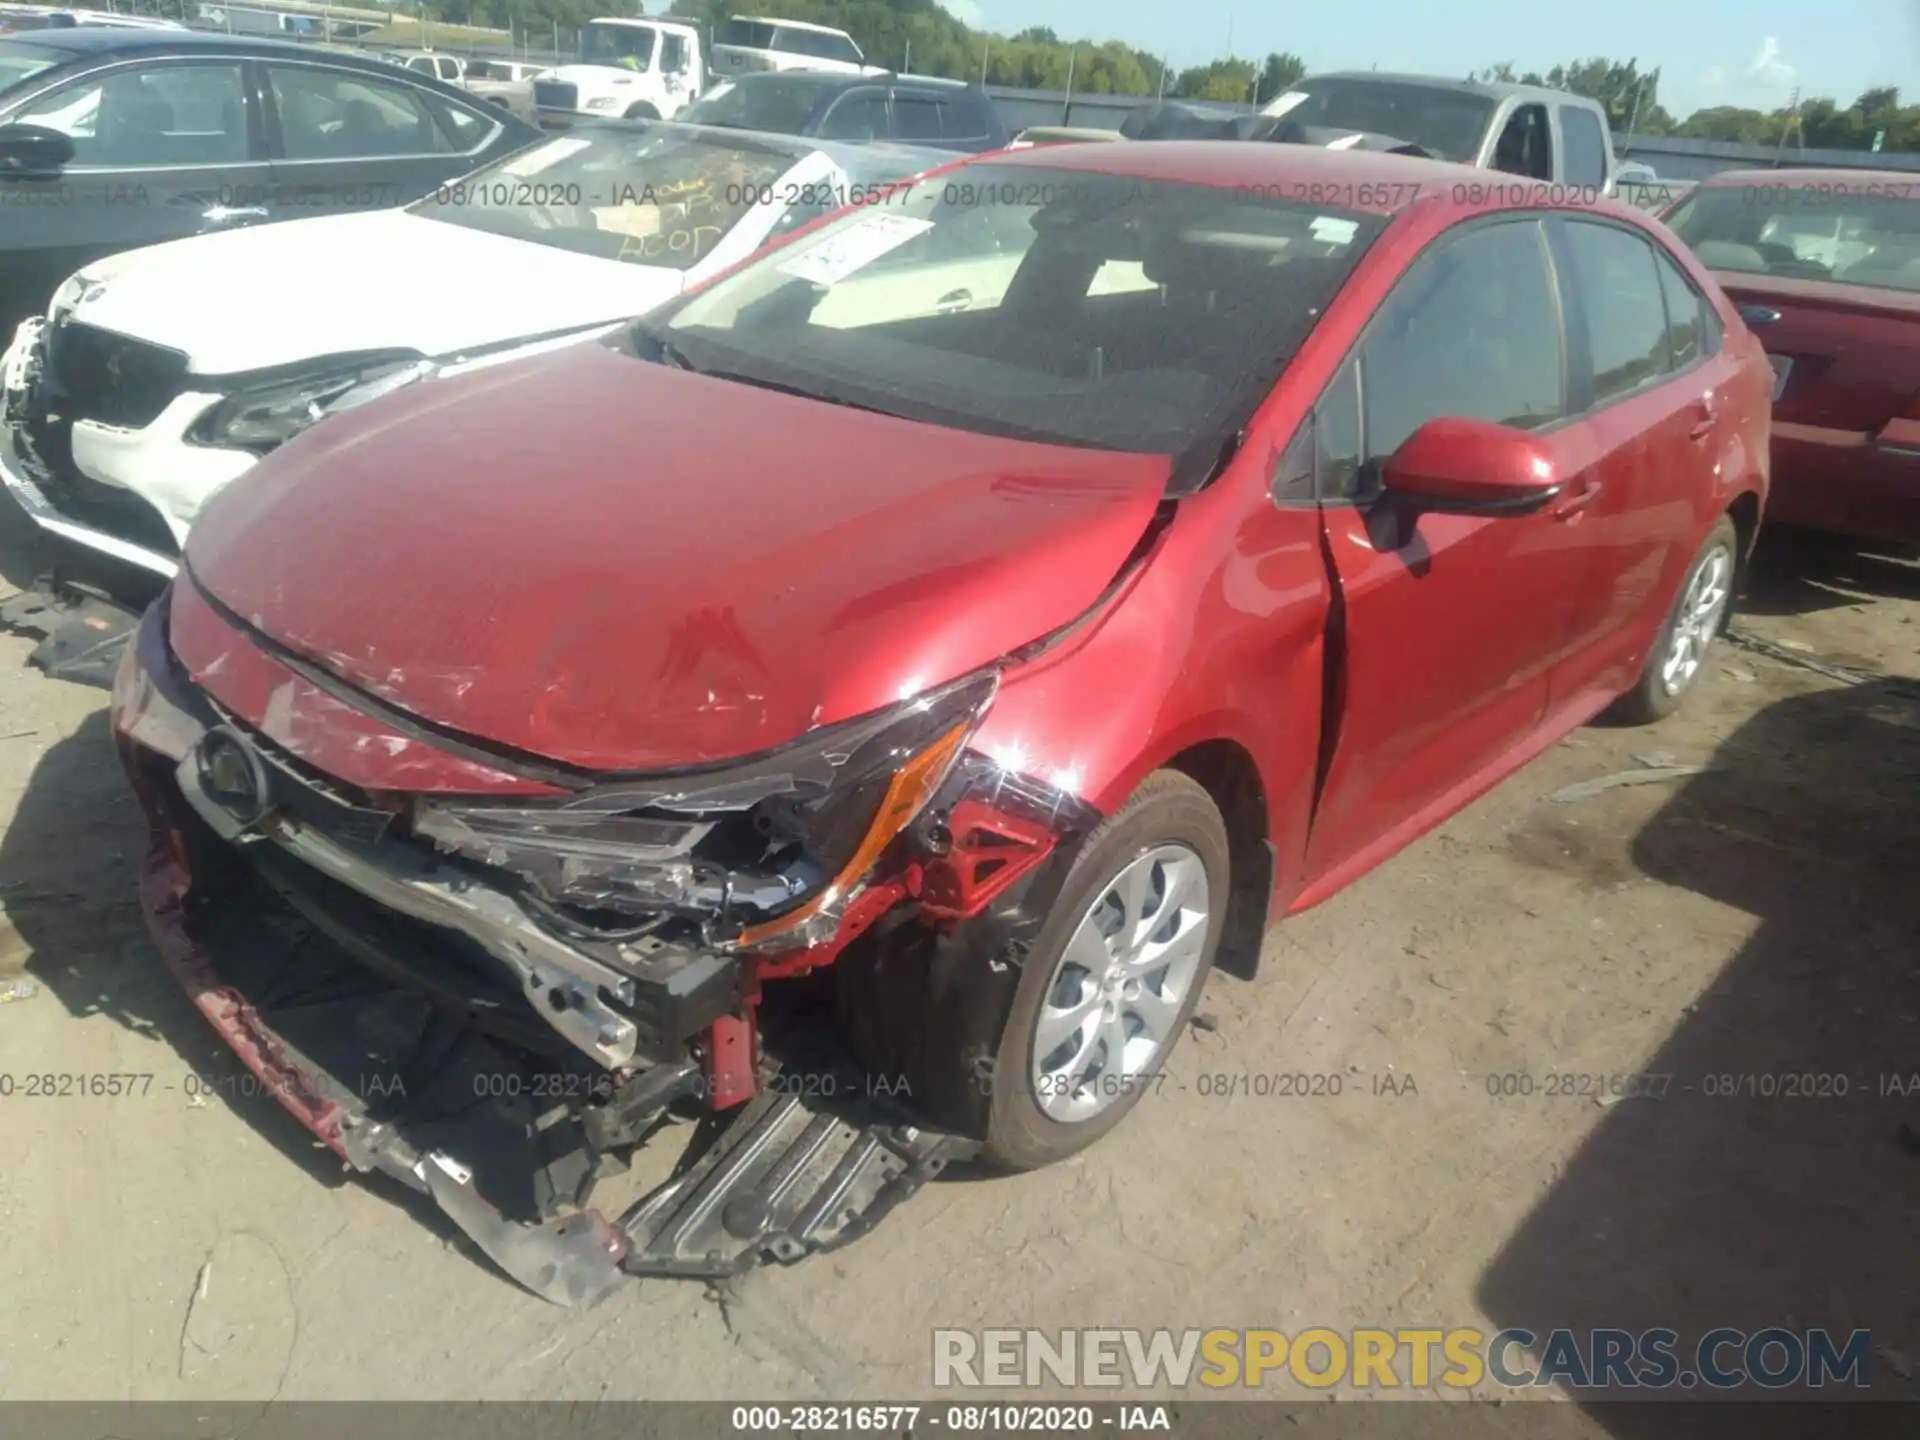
[61,211,685,376]
[184,342,1169,773]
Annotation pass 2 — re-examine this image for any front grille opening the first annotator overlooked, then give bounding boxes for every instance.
[44,320,189,431]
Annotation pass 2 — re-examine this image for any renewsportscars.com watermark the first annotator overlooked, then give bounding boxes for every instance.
[932,1327,1873,1392]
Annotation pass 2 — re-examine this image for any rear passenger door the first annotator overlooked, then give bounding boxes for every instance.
[262,59,501,216]
[1542,216,1738,702]
[1303,217,1596,886]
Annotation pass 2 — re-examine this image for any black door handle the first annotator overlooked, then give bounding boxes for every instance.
[1739,304,1782,326]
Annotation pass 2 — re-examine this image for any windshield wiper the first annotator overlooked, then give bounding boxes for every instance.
[686,364,910,420]
[630,320,698,371]
[627,324,905,419]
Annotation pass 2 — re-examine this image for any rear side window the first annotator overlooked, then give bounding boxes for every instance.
[1654,247,1712,369]
[777,27,863,64]
[892,93,941,141]
[943,94,994,141]
[269,65,458,159]
[1357,219,1566,462]
[427,92,491,151]
[1561,220,1670,403]
[1559,106,1607,188]
[817,92,886,141]
[720,19,777,48]
[1491,103,1553,180]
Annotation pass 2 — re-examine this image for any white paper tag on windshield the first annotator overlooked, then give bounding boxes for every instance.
[777,213,934,285]
[501,137,591,176]
[1310,216,1359,245]
[1262,90,1309,118]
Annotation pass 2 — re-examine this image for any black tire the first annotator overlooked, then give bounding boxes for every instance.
[839,769,1230,1171]
[1609,514,1740,724]
[623,102,661,120]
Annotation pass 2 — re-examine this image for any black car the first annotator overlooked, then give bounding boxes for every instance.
[0,28,540,339]
[677,70,1005,153]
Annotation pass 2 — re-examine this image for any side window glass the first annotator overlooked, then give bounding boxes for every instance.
[1317,358,1362,500]
[16,62,249,166]
[1654,248,1707,370]
[269,66,455,159]
[1492,103,1552,179]
[1358,220,1565,465]
[1563,221,1671,402]
[1559,106,1607,188]
[427,93,490,151]
[943,96,989,141]
[818,94,885,141]
[893,95,942,141]
[661,35,687,74]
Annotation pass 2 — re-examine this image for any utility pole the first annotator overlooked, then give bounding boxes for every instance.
[980,34,989,84]
[1772,85,1800,166]
[1062,42,1076,122]
[1623,74,1647,141]
[1157,55,1168,100]
[904,39,911,73]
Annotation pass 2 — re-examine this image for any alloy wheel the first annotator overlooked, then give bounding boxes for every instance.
[1660,543,1733,697]
[1030,844,1210,1123]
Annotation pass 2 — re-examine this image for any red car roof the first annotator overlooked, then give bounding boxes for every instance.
[977,139,1489,215]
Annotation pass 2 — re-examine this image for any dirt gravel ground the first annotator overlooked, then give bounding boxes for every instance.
[0,497,1914,1429]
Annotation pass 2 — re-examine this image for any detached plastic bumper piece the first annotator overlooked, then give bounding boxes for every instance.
[619,1084,977,1278]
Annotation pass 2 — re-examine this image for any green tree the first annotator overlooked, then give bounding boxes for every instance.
[1256,51,1306,103]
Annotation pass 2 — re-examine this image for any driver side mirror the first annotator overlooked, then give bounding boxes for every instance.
[1379,416,1564,516]
[0,123,75,179]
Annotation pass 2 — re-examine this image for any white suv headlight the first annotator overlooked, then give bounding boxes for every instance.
[187,355,437,452]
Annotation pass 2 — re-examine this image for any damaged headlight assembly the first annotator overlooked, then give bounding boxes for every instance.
[187,353,439,452]
[412,670,1001,952]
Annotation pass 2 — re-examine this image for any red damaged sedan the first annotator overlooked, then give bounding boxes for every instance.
[1665,168,1920,544]
[111,144,1771,1302]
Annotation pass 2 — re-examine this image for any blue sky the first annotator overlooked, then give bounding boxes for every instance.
[942,0,1920,118]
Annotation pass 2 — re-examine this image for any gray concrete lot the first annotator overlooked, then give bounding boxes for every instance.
[0,497,1914,1424]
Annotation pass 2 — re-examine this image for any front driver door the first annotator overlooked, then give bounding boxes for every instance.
[1,55,263,337]
[1303,216,1598,890]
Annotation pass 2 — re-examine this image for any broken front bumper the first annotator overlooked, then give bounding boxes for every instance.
[1,315,251,582]
[110,599,978,1300]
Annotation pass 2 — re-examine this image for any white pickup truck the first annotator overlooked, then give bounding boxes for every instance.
[710,16,882,79]
[532,17,705,127]
[1258,72,1626,192]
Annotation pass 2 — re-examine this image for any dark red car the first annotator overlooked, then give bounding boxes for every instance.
[111,143,1771,1302]
[1665,168,1920,544]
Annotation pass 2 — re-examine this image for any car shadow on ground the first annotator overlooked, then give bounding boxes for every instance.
[1739,526,1920,618]
[0,483,51,596]
[2,708,380,1207]
[1477,674,1920,1431]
